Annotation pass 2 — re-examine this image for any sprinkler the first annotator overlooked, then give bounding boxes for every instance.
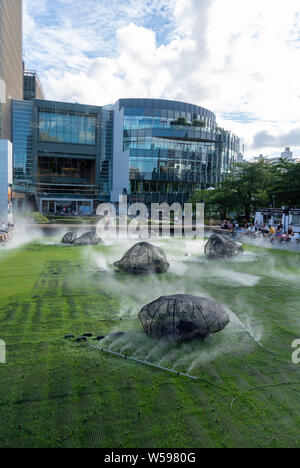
[90,345,224,386]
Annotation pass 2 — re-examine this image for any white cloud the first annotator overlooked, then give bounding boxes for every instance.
[24,0,300,158]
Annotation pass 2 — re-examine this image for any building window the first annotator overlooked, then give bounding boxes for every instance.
[37,156,95,185]
[38,111,96,144]
[292,215,300,226]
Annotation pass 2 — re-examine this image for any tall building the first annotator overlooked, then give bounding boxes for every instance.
[0,0,23,141]
[281,147,293,160]
[12,97,240,212]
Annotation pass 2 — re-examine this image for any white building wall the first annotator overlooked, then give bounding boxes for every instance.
[110,103,130,203]
[0,140,12,221]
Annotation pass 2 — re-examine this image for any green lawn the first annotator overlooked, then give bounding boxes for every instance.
[0,238,300,448]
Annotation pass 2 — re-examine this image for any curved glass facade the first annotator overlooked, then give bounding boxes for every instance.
[117,98,240,204]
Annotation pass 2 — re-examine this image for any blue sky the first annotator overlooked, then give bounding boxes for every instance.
[24,0,300,159]
[24,0,176,72]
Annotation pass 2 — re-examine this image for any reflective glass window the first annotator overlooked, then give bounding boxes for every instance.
[39,111,96,144]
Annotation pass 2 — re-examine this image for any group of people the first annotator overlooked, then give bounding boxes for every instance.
[268,224,297,243]
[247,222,297,243]
[0,221,13,243]
[220,219,299,243]
[221,220,235,231]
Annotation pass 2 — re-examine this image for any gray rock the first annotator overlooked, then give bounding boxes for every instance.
[61,232,77,244]
[204,234,243,259]
[74,231,101,246]
[114,242,169,274]
[139,294,229,341]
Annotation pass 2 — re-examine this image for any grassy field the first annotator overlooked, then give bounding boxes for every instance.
[0,237,300,448]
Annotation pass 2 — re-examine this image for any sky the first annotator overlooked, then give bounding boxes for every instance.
[23,0,300,159]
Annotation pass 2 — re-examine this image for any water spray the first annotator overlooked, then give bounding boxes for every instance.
[90,345,228,392]
[230,312,275,355]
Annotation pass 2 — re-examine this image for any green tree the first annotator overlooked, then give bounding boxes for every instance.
[190,160,300,221]
[267,159,300,207]
[190,160,272,220]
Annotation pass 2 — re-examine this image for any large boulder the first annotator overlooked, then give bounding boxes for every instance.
[204,233,243,259]
[114,242,169,274]
[74,231,100,246]
[61,232,77,244]
[139,294,229,341]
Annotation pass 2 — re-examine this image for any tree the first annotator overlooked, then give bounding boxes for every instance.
[190,188,241,220]
[190,160,300,221]
[226,161,271,219]
[267,159,300,207]
[190,160,272,220]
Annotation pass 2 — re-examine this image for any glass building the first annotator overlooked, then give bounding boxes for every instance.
[0,0,23,141]
[112,98,240,204]
[12,97,240,213]
[12,99,113,214]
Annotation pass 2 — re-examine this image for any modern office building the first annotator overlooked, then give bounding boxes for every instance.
[0,0,23,141]
[12,99,113,214]
[112,98,240,204]
[12,97,241,212]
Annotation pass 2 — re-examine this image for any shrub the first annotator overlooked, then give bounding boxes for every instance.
[192,120,206,128]
[22,212,49,224]
[172,117,191,126]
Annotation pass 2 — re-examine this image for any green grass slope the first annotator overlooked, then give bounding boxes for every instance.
[0,240,299,448]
